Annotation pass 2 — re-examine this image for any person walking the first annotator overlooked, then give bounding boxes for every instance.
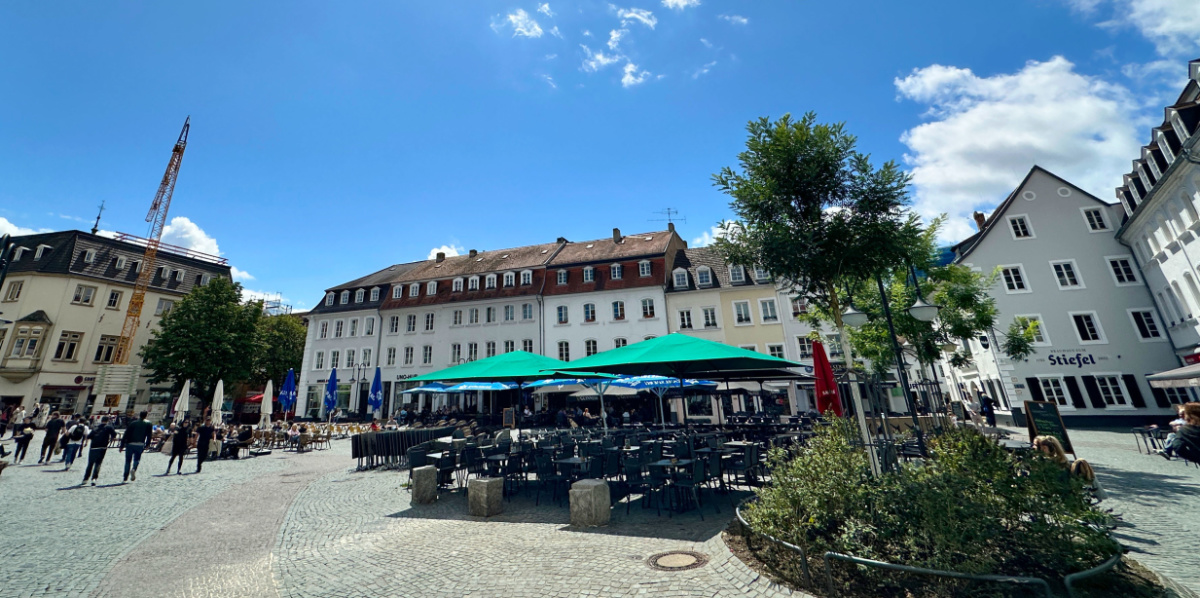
[194,418,215,473]
[11,417,35,463]
[9,406,26,437]
[37,412,65,464]
[978,392,997,427]
[63,417,89,470]
[121,411,153,482]
[81,416,117,486]
[165,419,192,475]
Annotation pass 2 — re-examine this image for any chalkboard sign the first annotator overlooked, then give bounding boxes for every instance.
[1024,400,1074,455]
[951,401,966,422]
[502,407,516,429]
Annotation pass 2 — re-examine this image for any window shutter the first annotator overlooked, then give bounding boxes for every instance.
[1148,385,1171,408]
[1080,375,1106,409]
[1063,377,1087,409]
[1025,378,1045,403]
[1121,374,1147,408]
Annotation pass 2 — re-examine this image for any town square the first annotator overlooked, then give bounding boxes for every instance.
[1,2,1199,597]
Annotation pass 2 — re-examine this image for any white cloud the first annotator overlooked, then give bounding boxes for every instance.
[691,225,726,247]
[161,216,221,256]
[607,28,628,50]
[1067,0,1200,57]
[621,62,651,87]
[537,3,555,17]
[427,244,464,259]
[582,29,593,37]
[95,229,119,239]
[718,14,749,25]
[895,56,1143,241]
[692,60,717,79]
[541,74,557,89]
[549,26,563,38]
[662,0,700,9]
[0,217,47,237]
[580,44,623,72]
[612,5,658,28]
[699,37,712,48]
[545,53,558,60]
[230,266,254,281]
[494,9,544,38]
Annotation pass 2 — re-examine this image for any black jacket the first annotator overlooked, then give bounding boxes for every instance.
[89,424,118,448]
[122,419,153,447]
[44,418,65,440]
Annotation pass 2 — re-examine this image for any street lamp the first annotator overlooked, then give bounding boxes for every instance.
[841,303,870,328]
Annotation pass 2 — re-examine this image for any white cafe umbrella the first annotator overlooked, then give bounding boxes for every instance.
[259,379,274,429]
[173,379,192,423]
[211,380,225,426]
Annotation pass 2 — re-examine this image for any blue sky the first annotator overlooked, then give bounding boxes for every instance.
[2,1,1197,309]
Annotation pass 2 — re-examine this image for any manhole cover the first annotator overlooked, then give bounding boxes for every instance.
[646,551,709,571]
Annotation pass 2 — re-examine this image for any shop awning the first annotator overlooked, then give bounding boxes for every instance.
[1146,363,1200,388]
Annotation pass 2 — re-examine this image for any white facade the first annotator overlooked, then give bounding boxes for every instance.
[547,286,668,363]
[298,305,383,418]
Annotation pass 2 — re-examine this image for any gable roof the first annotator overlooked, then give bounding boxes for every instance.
[667,246,772,291]
[547,230,673,265]
[394,242,563,283]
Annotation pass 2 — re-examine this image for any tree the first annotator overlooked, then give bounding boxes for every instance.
[140,277,263,407]
[253,314,306,389]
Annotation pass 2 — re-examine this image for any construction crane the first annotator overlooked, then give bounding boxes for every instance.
[113,117,190,365]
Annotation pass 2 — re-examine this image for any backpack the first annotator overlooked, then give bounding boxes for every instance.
[70,424,86,441]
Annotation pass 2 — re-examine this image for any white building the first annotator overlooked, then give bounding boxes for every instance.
[948,166,1183,425]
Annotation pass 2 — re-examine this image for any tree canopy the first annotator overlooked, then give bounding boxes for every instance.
[253,314,306,389]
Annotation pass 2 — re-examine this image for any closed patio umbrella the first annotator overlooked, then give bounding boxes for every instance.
[279,369,297,418]
[368,367,384,419]
[324,369,339,421]
[173,379,191,423]
[211,380,224,426]
[259,379,274,429]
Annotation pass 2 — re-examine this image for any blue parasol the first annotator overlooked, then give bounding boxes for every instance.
[324,368,339,416]
[279,369,297,413]
[368,367,384,416]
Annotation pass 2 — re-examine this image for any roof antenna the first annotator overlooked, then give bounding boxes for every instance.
[650,208,686,226]
[91,200,105,235]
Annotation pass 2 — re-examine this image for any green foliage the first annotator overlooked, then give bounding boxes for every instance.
[745,421,1117,595]
[1001,317,1039,363]
[140,277,263,405]
[253,314,306,388]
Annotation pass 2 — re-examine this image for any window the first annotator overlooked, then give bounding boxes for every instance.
[386,347,396,366]
[453,278,464,292]
[729,265,745,283]
[83,249,96,263]
[1000,266,1029,293]
[739,344,758,352]
[520,271,532,285]
[760,299,779,322]
[1008,215,1033,239]
[754,266,770,282]
[427,281,437,295]
[522,339,534,352]
[3,281,21,301]
[424,313,435,331]
[112,255,126,270]
[485,274,497,289]
[1017,314,1049,345]
[486,306,496,323]
[35,245,50,260]
[1095,375,1127,406]
[341,291,350,304]
[365,317,375,336]
[1130,310,1163,340]
[72,284,97,306]
[1107,257,1138,285]
[791,296,808,315]
[346,349,356,368]
[370,288,380,302]
[639,261,651,277]
[557,341,570,361]
[503,272,515,287]
[1161,386,1190,405]
[583,267,595,283]
[614,337,627,348]
[422,345,432,364]
[702,307,717,328]
[451,343,462,362]
[325,292,334,306]
[453,310,463,326]
[406,314,417,332]
[199,274,211,286]
[355,289,365,303]
[393,286,403,299]
[468,277,479,291]
[362,348,372,368]
[404,346,414,365]
[389,316,400,334]
[797,337,813,358]
[557,305,569,324]
[468,343,478,361]
[612,301,625,320]
[768,344,785,359]
[504,340,514,353]
[9,326,42,357]
[173,269,185,282]
[349,319,358,337]
[409,283,419,298]
[315,351,325,370]
[469,308,479,324]
[486,341,496,358]
[319,322,329,339]
[641,298,655,318]
[697,267,712,287]
[583,303,596,322]
[1071,312,1106,344]
[53,331,83,361]
[611,264,623,280]
[734,300,752,324]
[673,270,688,289]
[1083,208,1108,231]
[522,303,534,320]
[585,339,598,357]
[106,290,122,309]
[330,350,340,369]
[557,270,568,285]
[1039,377,1069,407]
[1051,260,1083,289]
[155,298,175,316]
[679,310,693,329]
[504,305,515,321]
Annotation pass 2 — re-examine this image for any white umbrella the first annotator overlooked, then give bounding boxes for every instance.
[211,380,224,426]
[259,379,274,429]
[173,379,191,423]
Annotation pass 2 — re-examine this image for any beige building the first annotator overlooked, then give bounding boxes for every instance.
[0,230,230,415]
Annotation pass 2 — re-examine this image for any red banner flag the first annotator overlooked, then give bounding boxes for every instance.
[812,340,843,417]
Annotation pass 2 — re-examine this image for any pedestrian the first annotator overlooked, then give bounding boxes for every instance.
[1157,402,1200,464]
[165,419,192,475]
[63,416,89,470]
[38,412,65,464]
[11,417,35,463]
[194,418,215,473]
[10,406,26,437]
[978,392,997,427]
[121,411,153,482]
[81,416,117,486]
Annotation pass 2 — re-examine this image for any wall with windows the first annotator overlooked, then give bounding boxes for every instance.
[296,306,382,417]
[712,286,786,355]
[547,286,669,362]
[664,288,724,342]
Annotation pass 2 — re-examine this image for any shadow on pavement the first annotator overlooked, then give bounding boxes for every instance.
[1095,467,1199,508]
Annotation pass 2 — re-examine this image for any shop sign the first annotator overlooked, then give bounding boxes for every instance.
[1046,353,1097,368]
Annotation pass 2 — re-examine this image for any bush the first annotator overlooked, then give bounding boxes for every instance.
[742,419,1117,596]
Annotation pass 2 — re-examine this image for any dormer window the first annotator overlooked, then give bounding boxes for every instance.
[409,283,420,297]
[340,291,350,304]
[611,264,623,280]
[638,260,651,277]
[583,267,595,283]
[503,272,515,287]
[392,286,403,299]
[696,267,712,287]
[355,289,365,303]
[12,247,28,261]
[729,265,745,283]
[453,278,464,292]
[83,249,96,264]
[485,274,497,289]
[754,266,769,282]
[557,270,568,285]
[114,256,127,270]
[325,292,335,306]
[520,270,532,285]
[468,276,480,291]
[173,269,185,282]
[200,274,211,286]
[672,269,689,289]
[427,281,437,295]
[370,287,380,301]
[34,245,51,260]
[157,266,169,280]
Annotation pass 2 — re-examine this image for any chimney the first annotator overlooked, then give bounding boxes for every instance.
[436,252,445,263]
[668,222,675,233]
[612,228,622,243]
[468,249,478,258]
[972,211,986,231]
[556,237,567,244]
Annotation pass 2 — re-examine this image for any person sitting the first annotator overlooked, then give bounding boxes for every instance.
[1070,459,1108,501]
[1033,435,1069,468]
[1152,405,1187,458]
[1157,402,1200,463]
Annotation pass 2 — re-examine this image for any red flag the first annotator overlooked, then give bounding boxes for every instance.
[812,341,844,417]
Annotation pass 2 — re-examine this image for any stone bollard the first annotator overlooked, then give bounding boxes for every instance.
[468,477,505,517]
[569,479,611,527]
[412,465,438,504]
